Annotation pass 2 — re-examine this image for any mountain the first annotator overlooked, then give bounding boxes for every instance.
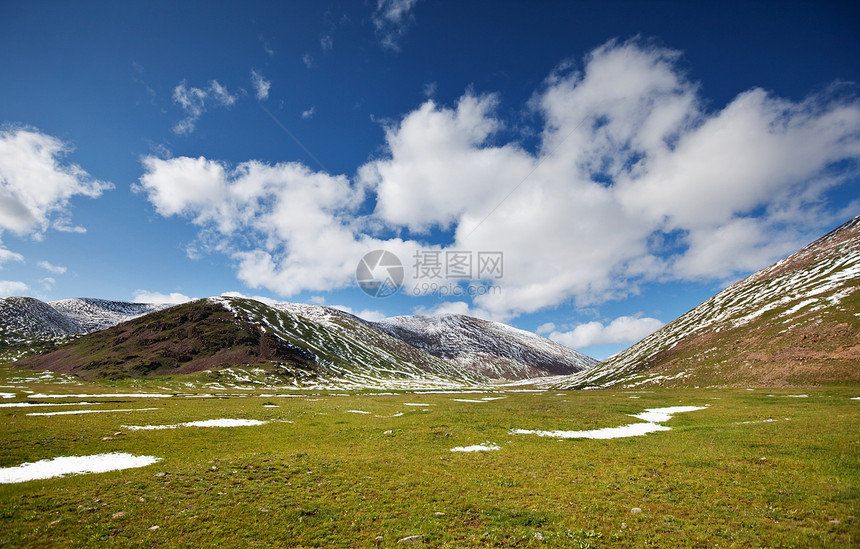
[14,297,490,388]
[48,298,167,333]
[0,297,168,362]
[556,215,860,389]
[375,314,598,379]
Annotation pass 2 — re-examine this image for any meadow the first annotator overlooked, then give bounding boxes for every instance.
[0,370,856,547]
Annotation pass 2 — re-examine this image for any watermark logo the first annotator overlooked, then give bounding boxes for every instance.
[356,250,404,298]
[357,249,504,298]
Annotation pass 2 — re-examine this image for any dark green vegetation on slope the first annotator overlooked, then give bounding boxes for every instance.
[0,376,856,548]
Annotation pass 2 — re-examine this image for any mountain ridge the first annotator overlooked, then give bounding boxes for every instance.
[554,215,860,389]
[7,296,595,388]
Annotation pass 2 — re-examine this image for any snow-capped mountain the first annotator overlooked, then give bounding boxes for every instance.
[554,215,860,389]
[48,298,168,333]
[14,296,596,388]
[0,297,170,362]
[375,314,598,379]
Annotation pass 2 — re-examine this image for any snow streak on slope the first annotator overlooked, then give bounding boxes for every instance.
[555,216,860,389]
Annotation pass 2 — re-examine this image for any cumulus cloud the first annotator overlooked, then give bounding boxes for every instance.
[550,315,665,349]
[0,127,112,237]
[132,290,192,304]
[139,39,860,322]
[137,156,372,296]
[372,0,421,51]
[302,106,316,119]
[172,80,238,134]
[37,260,66,274]
[0,280,29,297]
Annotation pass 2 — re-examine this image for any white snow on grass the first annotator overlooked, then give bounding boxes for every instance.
[450,442,500,452]
[512,422,671,439]
[0,402,101,408]
[262,404,279,408]
[346,410,371,414]
[29,393,174,399]
[851,397,860,401]
[512,406,707,440]
[0,453,161,484]
[451,399,485,403]
[0,392,15,398]
[785,394,809,398]
[403,403,432,407]
[629,406,708,423]
[26,408,160,416]
[123,418,267,431]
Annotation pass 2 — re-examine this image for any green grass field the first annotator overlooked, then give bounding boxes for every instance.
[0,371,857,547]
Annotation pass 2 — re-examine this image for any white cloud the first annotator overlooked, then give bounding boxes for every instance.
[358,93,534,232]
[372,0,421,51]
[172,80,238,134]
[550,315,664,350]
[39,277,56,290]
[138,156,371,296]
[329,304,388,322]
[302,53,314,68]
[0,280,29,297]
[219,291,279,306]
[0,127,112,238]
[250,69,271,101]
[0,246,24,269]
[139,39,860,322]
[320,34,333,52]
[132,290,192,304]
[302,106,316,119]
[535,322,555,335]
[37,260,66,274]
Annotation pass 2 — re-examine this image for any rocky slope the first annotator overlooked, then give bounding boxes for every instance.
[375,314,598,379]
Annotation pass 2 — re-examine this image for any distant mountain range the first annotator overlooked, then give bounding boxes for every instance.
[2,296,594,388]
[552,215,860,389]
[1,216,857,389]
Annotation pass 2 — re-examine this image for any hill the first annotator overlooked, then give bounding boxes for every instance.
[557,215,860,389]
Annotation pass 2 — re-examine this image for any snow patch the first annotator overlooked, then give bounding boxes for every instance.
[123,418,267,430]
[629,406,708,423]
[512,422,671,439]
[346,410,371,414]
[0,453,161,484]
[0,392,15,398]
[0,401,100,408]
[29,393,174,399]
[512,406,706,440]
[450,442,500,452]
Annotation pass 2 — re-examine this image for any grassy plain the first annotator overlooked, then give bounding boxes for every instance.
[0,370,857,547]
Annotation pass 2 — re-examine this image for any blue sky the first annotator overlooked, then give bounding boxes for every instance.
[1,0,858,359]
